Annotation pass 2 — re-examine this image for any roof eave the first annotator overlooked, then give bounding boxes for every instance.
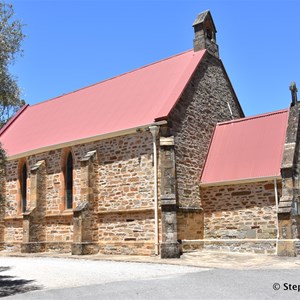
[200,175,281,187]
[6,120,167,161]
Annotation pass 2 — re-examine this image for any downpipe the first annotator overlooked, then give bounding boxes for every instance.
[149,125,159,256]
[274,178,279,255]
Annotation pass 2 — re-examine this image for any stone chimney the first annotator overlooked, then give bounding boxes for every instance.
[290,81,298,106]
[193,10,219,58]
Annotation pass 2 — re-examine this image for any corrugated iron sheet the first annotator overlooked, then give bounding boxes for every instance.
[201,109,289,185]
[0,50,205,157]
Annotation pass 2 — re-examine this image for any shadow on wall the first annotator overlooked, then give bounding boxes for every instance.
[0,266,42,297]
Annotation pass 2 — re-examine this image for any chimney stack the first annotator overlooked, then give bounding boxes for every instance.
[290,81,298,106]
[193,10,219,58]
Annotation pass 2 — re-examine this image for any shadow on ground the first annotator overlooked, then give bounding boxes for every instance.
[0,266,42,298]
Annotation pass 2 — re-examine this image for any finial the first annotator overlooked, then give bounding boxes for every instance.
[290,81,298,106]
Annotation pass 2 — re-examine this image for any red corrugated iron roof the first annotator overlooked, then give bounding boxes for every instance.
[200,109,289,185]
[0,49,206,158]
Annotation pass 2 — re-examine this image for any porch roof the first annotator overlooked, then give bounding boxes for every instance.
[200,109,289,186]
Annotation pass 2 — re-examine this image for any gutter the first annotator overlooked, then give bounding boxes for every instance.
[274,178,279,255]
[200,175,281,187]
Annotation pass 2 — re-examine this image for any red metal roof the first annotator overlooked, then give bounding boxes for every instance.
[200,109,289,185]
[0,49,206,158]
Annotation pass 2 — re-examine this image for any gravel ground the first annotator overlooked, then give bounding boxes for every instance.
[0,256,206,292]
[2,255,300,299]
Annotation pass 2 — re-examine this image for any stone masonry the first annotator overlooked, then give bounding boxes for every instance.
[1,132,158,255]
[167,52,243,252]
[200,181,280,254]
[0,51,244,256]
[0,168,5,251]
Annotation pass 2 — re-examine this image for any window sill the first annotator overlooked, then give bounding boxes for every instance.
[4,215,24,220]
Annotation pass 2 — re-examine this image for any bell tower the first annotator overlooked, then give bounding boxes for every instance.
[193,10,219,58]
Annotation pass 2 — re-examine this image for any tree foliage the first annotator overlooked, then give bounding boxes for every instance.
[0,2,25,177]
[0,2,25,129]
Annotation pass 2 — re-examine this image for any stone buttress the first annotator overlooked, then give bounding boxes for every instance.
[278,82,300,256]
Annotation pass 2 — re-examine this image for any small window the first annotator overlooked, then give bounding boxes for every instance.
[21,163,27,213]
[65,152,73,209]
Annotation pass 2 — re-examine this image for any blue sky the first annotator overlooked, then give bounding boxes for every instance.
[9,0,300,116]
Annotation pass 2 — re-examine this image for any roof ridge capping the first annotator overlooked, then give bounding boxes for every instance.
[31,49,195,108]
[217,108,289,126]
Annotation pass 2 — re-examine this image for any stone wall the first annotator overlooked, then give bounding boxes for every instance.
[45,214,73,253]
[97,210,156,255]
[168,53,243,246]
[177,208,203,252]
[3,218,23,243]
[5,160,20,217]
[200,181,280,254]
[2,131,157,255]
[96,133,154,211]
[169,53,243,210]
[0,167,5,249]
[45,215,73,243]
[94,131,156,255]
[98,211,154,243]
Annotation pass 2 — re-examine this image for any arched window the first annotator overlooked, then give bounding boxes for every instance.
[65,152,73,209]
[21,163,27,213]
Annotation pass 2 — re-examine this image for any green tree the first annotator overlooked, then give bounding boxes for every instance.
[0,2,25,173]
[0,1,25,129]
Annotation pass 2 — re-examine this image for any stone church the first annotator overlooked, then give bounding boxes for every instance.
[0,11,299,258]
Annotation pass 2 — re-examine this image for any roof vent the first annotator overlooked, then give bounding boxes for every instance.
[290,81,298,106]
[192,10,219,58]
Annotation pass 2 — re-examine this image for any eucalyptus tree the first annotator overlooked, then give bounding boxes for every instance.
[0,1,25,128]
[0,2,25,172]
